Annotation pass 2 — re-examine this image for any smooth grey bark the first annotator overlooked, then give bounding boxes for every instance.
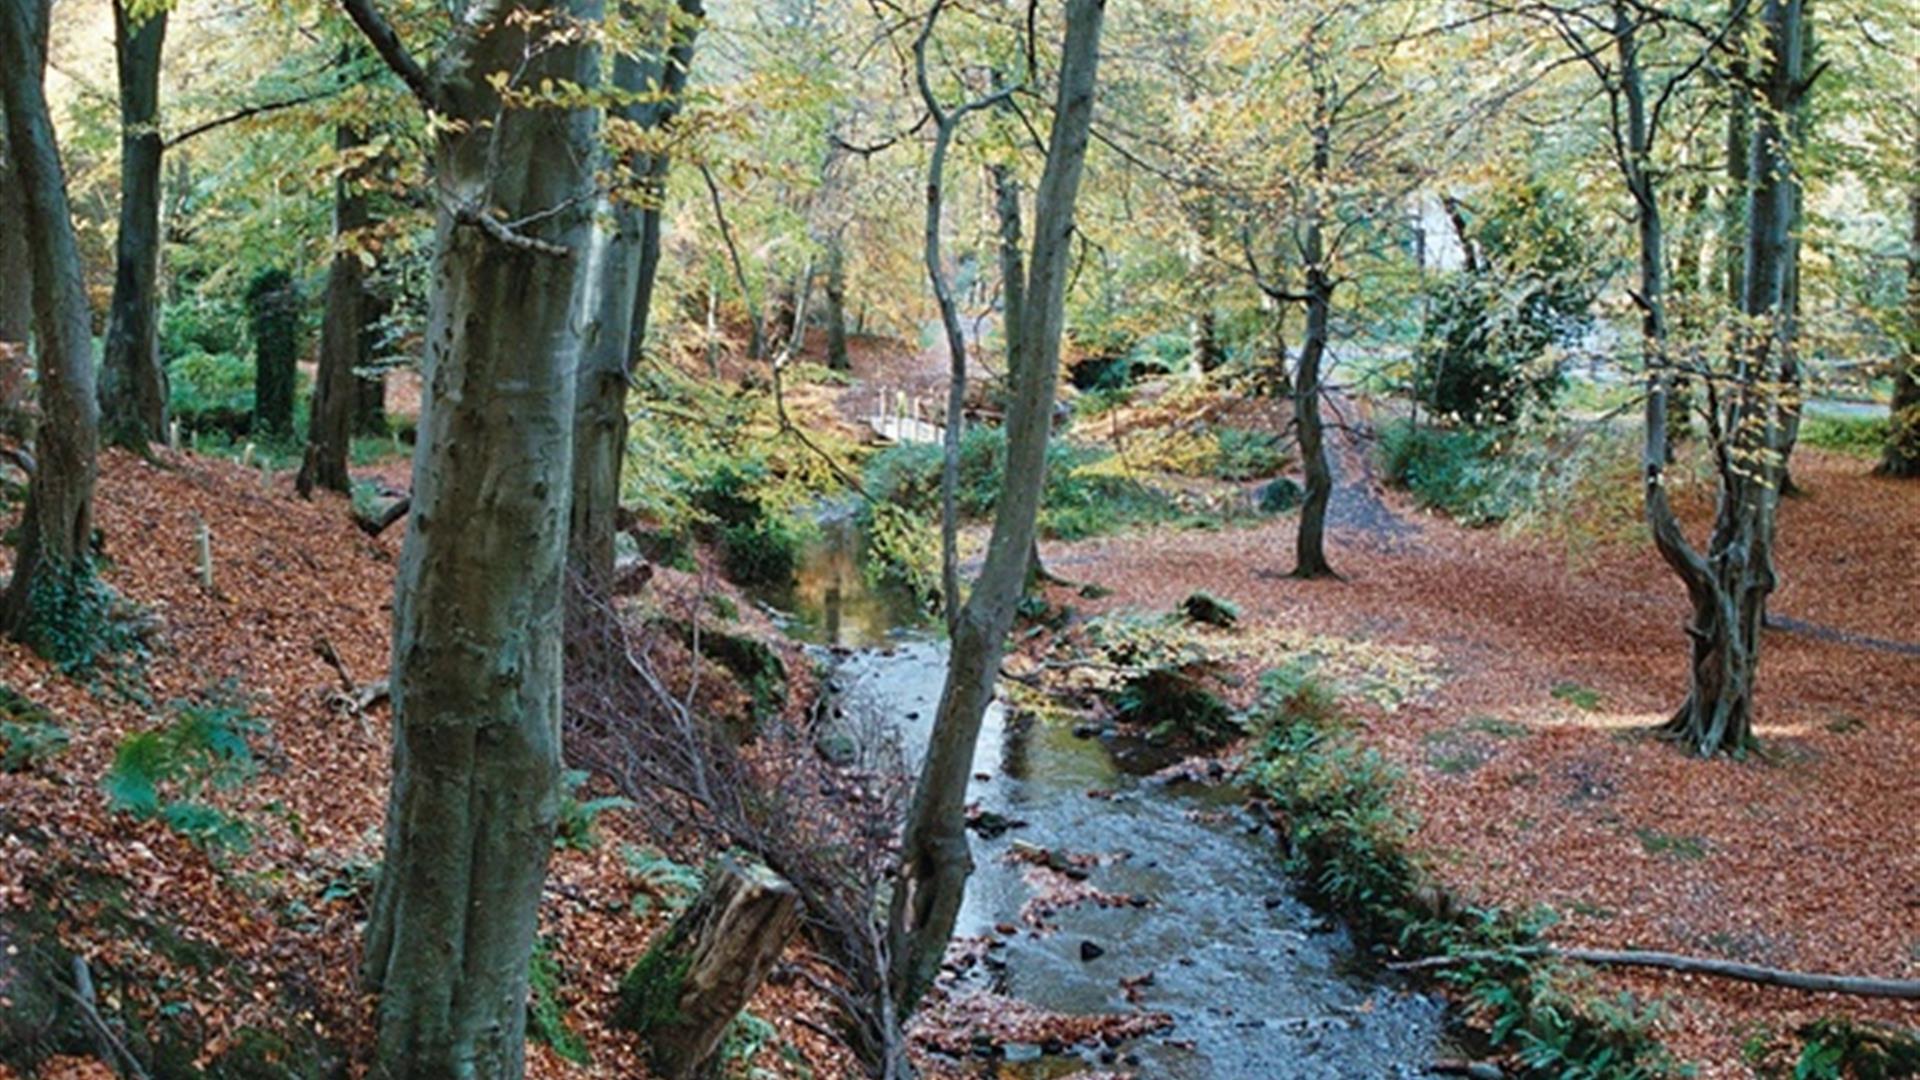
[1722,0,1750,308]
[1645,0,1807,757]
[299,123,370,498]
[914,0,1016,629]
[347,1,603,1076]
[0,103,31,355]
[567,0,702,589]
[100,0,169,453]
[1881,129,1919,477]
[0,0,99,637]
[823,227,850,370]
[1292,89,1336,580]
[887,0,1104,1013]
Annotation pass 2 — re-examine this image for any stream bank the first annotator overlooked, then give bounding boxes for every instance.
[754,528,1448,1077]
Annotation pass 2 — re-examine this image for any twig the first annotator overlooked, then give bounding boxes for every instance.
[58,956,152,1080]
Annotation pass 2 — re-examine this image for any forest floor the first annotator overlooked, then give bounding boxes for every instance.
[1029,436,1919,1076]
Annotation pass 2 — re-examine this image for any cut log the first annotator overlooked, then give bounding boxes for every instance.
[615,859,801,1079]
[351,494,410,537]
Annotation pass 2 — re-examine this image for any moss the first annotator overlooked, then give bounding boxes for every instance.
[614,940,692,1036]
[527,938,592,1065]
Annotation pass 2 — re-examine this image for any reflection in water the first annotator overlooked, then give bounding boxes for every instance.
[753,502,928,649]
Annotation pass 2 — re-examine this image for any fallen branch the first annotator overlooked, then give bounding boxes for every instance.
[353,495,411,537]
[58,957,151,1080]
[1390,946,1920,1000]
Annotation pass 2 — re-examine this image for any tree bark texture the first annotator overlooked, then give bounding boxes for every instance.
[1880,116,1919,477]
[0,0,100,638]
[567,0,702,590]
[354,2,604,1077]
[888,0,1104,1013]
[1292,85,1336,580]
[246,268,299,438]
[824,228,850,370]
[0,103,33,354]
[615,861,801,1080]
[299,124,371,498]
[99,0,169,452]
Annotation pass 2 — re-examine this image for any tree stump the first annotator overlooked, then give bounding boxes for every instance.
[615,859,801,1079]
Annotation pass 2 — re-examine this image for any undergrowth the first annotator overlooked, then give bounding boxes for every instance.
[1245,662,1689,1078]
[103,690,263,852]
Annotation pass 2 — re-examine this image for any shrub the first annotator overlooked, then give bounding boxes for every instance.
[0,686,66,773]
[1798,413,1888,458]
[681,460,807,590]
[245,268,301,438]
[1791,1018,1920,1080]
[16,561,146,680]
[168,349,256,436]
[1213,426,1287,481]
[1376,421,1523,525]
[554,770,633,852]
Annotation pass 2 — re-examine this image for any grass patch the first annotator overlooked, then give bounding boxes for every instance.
[1633,827,1708,862]
[1797,413,1888,458]
[1552,682,1604,711]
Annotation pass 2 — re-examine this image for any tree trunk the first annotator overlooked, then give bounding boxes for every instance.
[567,0,702,591]
[615,861,801,1080]
[888,0,1104,1013]
[99,0,168,453]
[246,268,299,439]
[1292,105,1336,580]
[824,228,850,370]
[786,256,813,358]
[298,123,369,498]
[1655,0,1807,757]
[1881,138,1919,477]
[1722,0,1750,308]
[353,3,603,1077]
[0,0,100,639]
[0,103,29,354]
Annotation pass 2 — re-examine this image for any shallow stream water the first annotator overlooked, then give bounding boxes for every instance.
[755,522,1446,1078]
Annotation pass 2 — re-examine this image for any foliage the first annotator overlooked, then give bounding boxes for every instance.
[528,938,592,1065]
[103,693,262,852]
[624,846,704,915]
[1790,1018,1920,1080]
[1212,426,1288,481]
[682,461,806,589]
[244,268,302,438]
[168,349,257,436]
[554,770,634,852]
[861,425,1177,544]
[614,942,692,1036]
[0,686,67,773]
[1377,422,1526,525]
[1180,590,1240,629]
[1414,180,1608,428]
[16,560,146,680]
[1798,414,1889,458]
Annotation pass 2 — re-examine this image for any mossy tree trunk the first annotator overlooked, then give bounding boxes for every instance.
[567,0,703,592]
[824,227,851,371]
[0,103,29,354]
[99,0,169,453]
[0,0,100,639]
[344,0,603,1076]
[299,122,370,498]
[615,861,800,1080]
[888,0,1104,1013]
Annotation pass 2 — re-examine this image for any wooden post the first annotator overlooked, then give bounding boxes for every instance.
[614,859,801,1080]
[194,518,213,589]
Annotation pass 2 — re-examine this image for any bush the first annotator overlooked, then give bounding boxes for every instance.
[168,349,255,436]
[1213,426,1287,480]
[681,461,807,590]
[1376,421,1524,525]
[555,770,633,852]
[1413,179,1605,428]
[0,685,66,773]
[862,426,1177,543]
[1798,413,1887,458]
[16,561,146,680]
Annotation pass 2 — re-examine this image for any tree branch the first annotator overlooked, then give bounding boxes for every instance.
[336,0,437,111]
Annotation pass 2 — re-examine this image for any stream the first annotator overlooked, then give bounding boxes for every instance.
[755,516,1447,1078]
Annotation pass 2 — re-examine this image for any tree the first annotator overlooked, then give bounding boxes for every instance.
[1642,0,1811,755]
[887,0,1105,1012]
[246,267,299,438]
[0,0,101,641]
[1881,118,1918,477]
[0,105,30,355]
[568,0,704,589]
[298,120,373,497]
[339,0,604,1073]
[99,0,170,452]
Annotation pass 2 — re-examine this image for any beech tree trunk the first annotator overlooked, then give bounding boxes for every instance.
[567,0,702,590]
[299,123,370,498]
[1880,121,1919,477]
[1292,91,1336,580]
[824,228,850,370]
[888,0,1104,1013]
[0,0,99,638]
[349,2,603,1076]
[1645,0,1807,757]
[615,861,801,1080]
[99,0,168,453]
[1722,0,1750,308]
[0,107,33,356]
